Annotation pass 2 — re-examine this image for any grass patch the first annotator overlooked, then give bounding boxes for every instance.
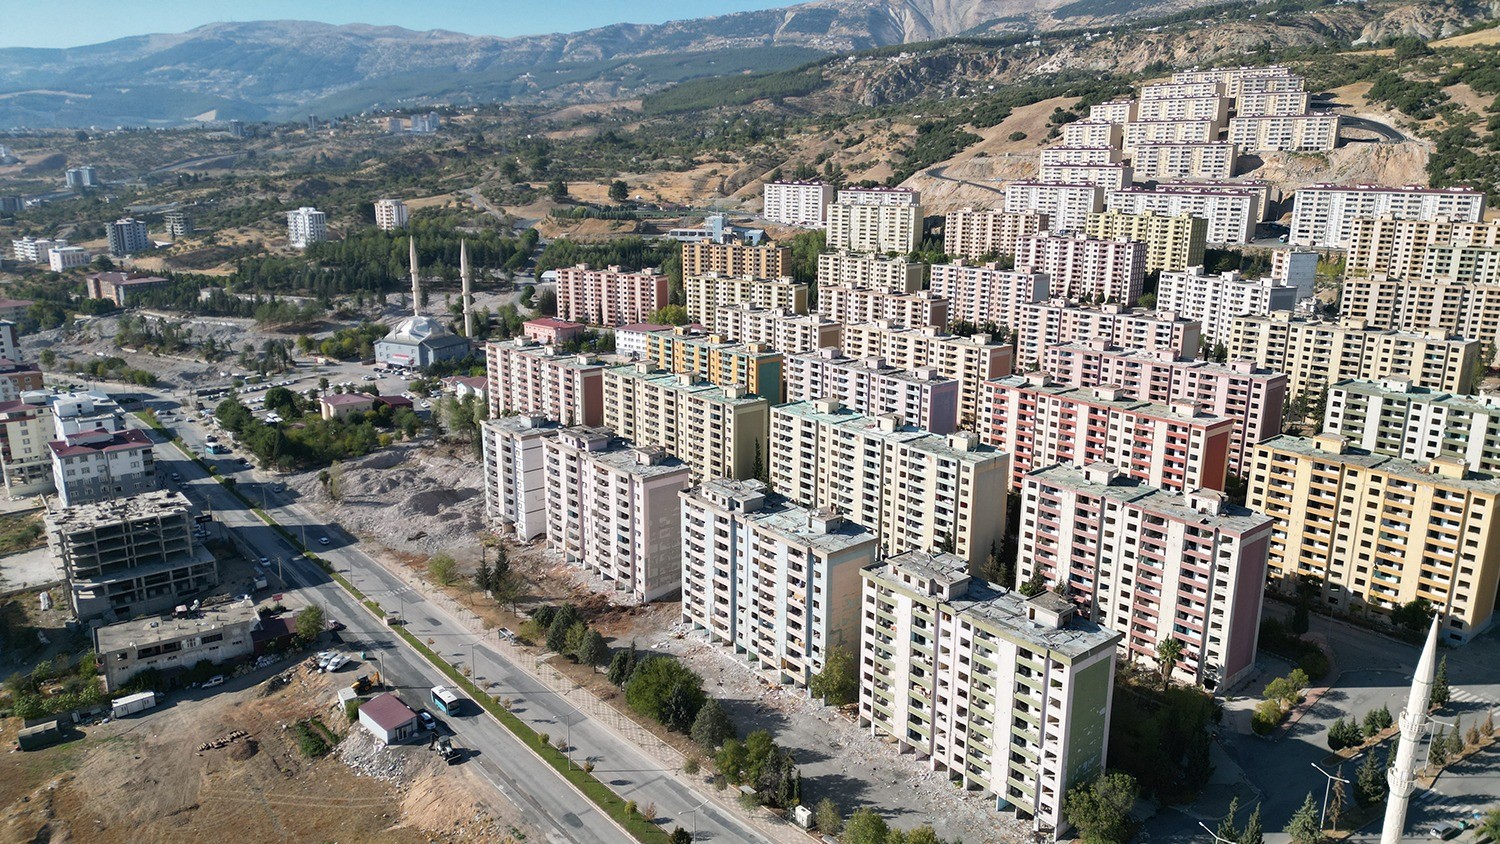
[292,719,331,757]
[0,512,46,555]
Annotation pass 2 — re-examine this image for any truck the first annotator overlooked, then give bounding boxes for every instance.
[253,574,268,591]
[111,691,158,718]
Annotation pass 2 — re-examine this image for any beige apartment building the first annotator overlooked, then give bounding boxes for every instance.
[1172,65,1295,99]
[762,180,835,227]
[1089,99,1139,122]
[1105,186,1258,244]
[680,478,878,686]
[484,338,605,426]
[1227,312,1479,398]
[943,209,1049,260]
[1037,163,1134,193]
[1130,141,1238,181]
[553,264,669,326]
[1061,120,1122,148]
[842,322,1014,429]
[481,415,557,541]
[816,250,924,293]
[1084,211,1207,273]
[681,241,789,279]
[601,363,769,481]
[1135,96,1228,126]
[1227,113,1339,152]
[1039,146,1120,167]
[825,201,923,253]
[1142,80,1225,99]
[784,348,961,433]
[684,273,808,325]
[0,392,55,497]
[1341,276,1500,367]
[1248,434,1500,644]
[1345,217,1500,279]
[1235,89,1312,116]
[817,285,949,329]
[642,329,783,401]
[770,399,1010,571]
[711,304,842,354]
[927,263,1050,332]
[1121,119,1218,154]
[1017,300,1203,372]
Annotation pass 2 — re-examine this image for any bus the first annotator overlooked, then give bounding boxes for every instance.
[430,685,462,716]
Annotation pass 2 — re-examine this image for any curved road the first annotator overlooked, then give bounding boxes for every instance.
[1340,115,1408,144]
[925,163,1007,196]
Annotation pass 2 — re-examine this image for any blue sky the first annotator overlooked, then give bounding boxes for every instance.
[1,1,805,48]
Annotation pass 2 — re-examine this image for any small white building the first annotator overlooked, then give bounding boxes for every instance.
[359,692,420,743]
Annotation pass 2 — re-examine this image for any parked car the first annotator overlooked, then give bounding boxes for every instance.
[318,536,331,546]
[417,710,437,731]
[203,675,225,688]
[1432,825,1461,840]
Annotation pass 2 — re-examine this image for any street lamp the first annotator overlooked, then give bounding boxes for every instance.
[683,800,710,841]
[1311,762,1351,830]
[1198,821,1235,844]
[1422,716,1459,771]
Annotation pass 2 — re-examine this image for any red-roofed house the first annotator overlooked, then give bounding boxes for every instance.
[0,359,43,400]
[48,427,156,507]
[320,392,375,420]
[523,317,586,346]
[358,692,420,743]
[373,394,414,411]
[86,272,170,308]
[442,375,488,403]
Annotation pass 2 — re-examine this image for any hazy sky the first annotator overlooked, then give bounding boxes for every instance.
[0,1,805,49]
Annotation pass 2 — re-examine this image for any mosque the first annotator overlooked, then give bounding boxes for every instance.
[374,237,474,368]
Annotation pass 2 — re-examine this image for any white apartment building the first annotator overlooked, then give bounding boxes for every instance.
[763,180,836,227]
[48,428,157,508]
[602,363,770,481]
[1156,267,1300,346]
[1061,120,1122,148]
[838,186,921,206]
[770,400,1010,570]
[1227,113,1340,152]
[1036,163,1133,192]
[928,263,1050,332]
[842,322,1014,428]
[817,286,949,329]
[1121,119,1218,153]
[1325,378,1500,473]
[484,338,605,426]
[1106,186,1257,244]
[1130,142,1238,180]
[48,246,90,271]
[1168,178,1277,222]
[681,478,878,686]
[825,201,923,253]
[684,273,808,325]
[1172,65,1295,99]
[1135,96,1228,126]
[1345,217,1500,278]
[1003,182,1104,232]
[544,427,691,603]
[1016,300,1202,371]
[1089,99,1138,123]
[1270,249,1318,298]
[943,209,1049,260]
[1236,73,1306,96]
[1141,80,1225,100]
[1289,184,1487,249]
[1014,234,1146,306]
[1018,462,1273,687]
[286,207,327,248]
[11,237,60,264]
[481,415,557,541]
[712,305,842,354]
[816,250,924,293]
[784,348,961,434]
[1039,146,1120,167]
[1235,89,1311,116]
[374,198,409,231]
[860,551,1119,836]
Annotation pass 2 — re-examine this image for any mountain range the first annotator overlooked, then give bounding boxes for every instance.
[0,0,1215,128]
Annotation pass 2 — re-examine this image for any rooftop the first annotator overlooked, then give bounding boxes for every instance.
[88,271,167,286]
[1330,378,1500,413]
[605,365,770,407]
[47,427,151,458]
[360,692,418,731]
[1259,434,1500,492]
[773,400,1003,464]
[95,599,260,653]
[321,392,375,407]
[45,489,191,532]
[525,317,585,330]
[989,374,1230,423]
[1025,462,1274,533]
[688,478,876,554]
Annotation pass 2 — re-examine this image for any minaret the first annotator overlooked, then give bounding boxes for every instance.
[460,239,475,338]
[1381,614,1443,844]
[409,236,421,316]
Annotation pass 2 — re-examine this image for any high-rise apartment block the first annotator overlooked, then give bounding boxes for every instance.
[1142,80,1226,99]
[841,323,1015,428]
[105,218,150,257]
[1014,234,1146,306]
[859,551,1119,836]
[484,339,605,426]
[1089,99,1138,122]
[602,364,769,481]
[1018,463,1272,686]
[838,187,920,206]
[65,165,98,189]
[770,400,1009,570]
[943,209,1048,259]
[1040,146,1120,167]
[1121,119,1218,153]
[286,207,327,248]
[1061,120,1122,148]
[1344,217,1500,279]
[762,181,836,228]
[48,428,157,508]
[11,237,60,264]
[1130,142,1238,180]
[1084,211,1207,273]
[1156,267,1299,346]
[681,241,789,279]
[553,264,668,326]
[642,329,783,401]
[1234,89,1312,116]
[544,427,691,603]
[1135,95,1227,124]
[711,305,842,354]
[1325,378,1500,472]
[1105,186,1257,244]
[825,201,923,253]
[981,373,1233,492]
[681,478,878,685]
[1172,65,1295,98]
[1249,434,1500,644]
[817,286,949,329]
[1043,341,1287,476]
[1037,163,1133,192]
[1016,300,1202,372]
[684,273,808,325]
[1003,182,1103,232]
[784,348,960,433]
[1270,249,1319,297]
[163,209,192,239]
[816,251,924,293]
[1227,313,1479,397]
[927,263,1049,332]
[1341,276,1500,369]
[1227,113,1340,152]
[1289,184,1486,249]
[374,199,409,231]
[481,415,558,541]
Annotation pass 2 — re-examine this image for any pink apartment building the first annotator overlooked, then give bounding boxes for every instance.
[784,348,961,434]
[1013,233,1147,306]
[553,264,669,326]
[484,338,605,426]
[1016,299,1203,371]
[522,317,587,346]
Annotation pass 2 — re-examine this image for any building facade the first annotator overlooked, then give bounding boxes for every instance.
[1227,113,1339,152]
[484,339,605,426]
[602,364,769,481]
[1016,300,1202,372]
[763,181,836,227]
[1105,186,1257,244]
[711,305,842,354]
[553,264,669,327]
[842,323,1015,428]
[785,348,961,433]
[105,218,150,257]
[642,329,784,401]
[1289,184,1487,249]
[95,600,257,691]
[825,201,923,253]
[374,199,409,231]
[927,263,1050,332]
[1083,211,1207,273]
[1013,234,1146,306]
[48,428,157,508]
[481,415,558,541]
[1156,267,1299,346]
[684,273,808,325]
[1003,182,1103,232]
[943,209,1048,260]
[816,251,925,293]
[1130,142,1238,181]
[817,286,949,329]
[286,207,327,248]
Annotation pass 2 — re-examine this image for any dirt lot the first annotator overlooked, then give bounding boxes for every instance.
[0,660,535,844]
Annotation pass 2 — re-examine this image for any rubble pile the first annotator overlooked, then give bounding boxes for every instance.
[198,729,251,752]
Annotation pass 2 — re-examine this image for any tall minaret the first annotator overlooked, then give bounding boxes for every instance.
[460,239,475,338]
[409,236,421,316]
[1381,614,1443,844]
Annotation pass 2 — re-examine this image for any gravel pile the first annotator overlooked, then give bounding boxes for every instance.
[338,727,412,785]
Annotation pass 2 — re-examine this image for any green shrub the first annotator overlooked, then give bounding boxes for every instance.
[1251,700,1283,735]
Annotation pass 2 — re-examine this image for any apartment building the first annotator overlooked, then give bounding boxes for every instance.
[1130,142,1238,180]
[484,339,605,426]
[1121,119,1218,154]
[981,373,1234,492]
[481,415,558,541]
[839,186,921,206]
[85,271,170,308]
[522,317,586,347]
[1142,80,1225,100]
[681,241,789,279]
[1003,182,1104,232]
[1289,184,1487,249]
[1345,217,1500,279]
[48,428,157,508]
[763,180,835,227]
[1105,186,1258,244]
[712,305,841,354]
[1018,463,1272,687]
[553,264,668,326]
[1016,300,1202,371]
[681,478,877,684]
[96,600,258,692]
[1089,99,1139,122]
[684,273,809,325]
[816,250,925,293]
[47,490,218,620]
[286,207,326,248]
[0,360,43,403]
[1227,113,1340,152]
[1228,312,1479,397]
[1235,73,1306,97]
[614,323,675,360]
[1341,276,1500,367]
[784,348,961,433]
[1234,89,1312,116]
[374,198,409,231]
[1084,211,1207,273]
[1135,96,1228,125]
[770,400,1010,570]
[0,393,56,497]
[642,329,784,401]
[1061,120,1122,148]
[544,427,691,603]
[1157,267,1299,346]
[1249,433,1500,643]
[1172,65,1295,99]
[842,322,1014,428]
[927,263,1050,331]
[1271,249,1319,298]
[944,209,1049,259]
[602,363,769,481]
[48,246,90,271]
[1039,146,1121,167]
[1014,234,1146,306]
[1043,341,1287,476]
[817,286,949,329]
[11,236,60,264]
[825,201,923,253]
[1325,378,1500,472]
[859,550,1119,836]
[105,218,150,257]
[1168,178,1277,222]
[1417,244,1500,285]
[1036,163,1133,192]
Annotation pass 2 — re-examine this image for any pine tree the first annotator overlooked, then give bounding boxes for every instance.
[1216,797,1241,843]
[1448,720,1465,757]
[475,558,493,593]
[1431,656,1451,708]
[1285,792,1324,844]
[1431,728,1450,767]
[1239,805,1264,844]
[1356,748,1387,806]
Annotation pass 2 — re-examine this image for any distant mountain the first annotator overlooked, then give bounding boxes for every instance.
[0,0,1214,128]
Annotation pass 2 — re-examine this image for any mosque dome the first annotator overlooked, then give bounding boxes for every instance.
[387,314,451,345]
